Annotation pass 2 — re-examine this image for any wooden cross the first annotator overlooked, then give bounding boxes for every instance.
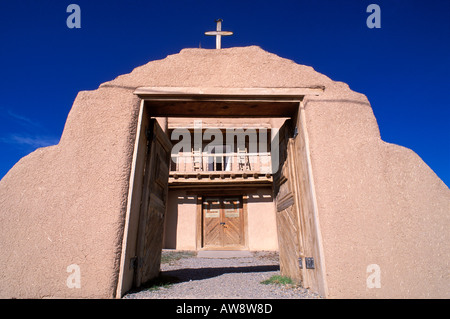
[205,19,233,49]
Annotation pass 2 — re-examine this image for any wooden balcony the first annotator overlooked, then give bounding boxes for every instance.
[169,152,273,188]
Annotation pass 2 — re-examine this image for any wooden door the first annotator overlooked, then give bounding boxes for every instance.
[222,197,244,247]
[273,120,304,284]
[203,197,244,249]
[203,198,222,247]
[134,119,172,287]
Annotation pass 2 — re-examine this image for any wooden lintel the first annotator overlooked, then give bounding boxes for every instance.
[186,188,264,196]
[172,180,272,191]
[134,86,324,99]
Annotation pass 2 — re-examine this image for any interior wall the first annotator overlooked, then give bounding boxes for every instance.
[246,188,278,251]
[163,190,198,250]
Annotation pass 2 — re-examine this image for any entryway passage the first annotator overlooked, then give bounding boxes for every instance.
[117,87,326,298]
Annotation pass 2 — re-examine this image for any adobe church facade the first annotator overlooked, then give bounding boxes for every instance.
[0,46,449,299]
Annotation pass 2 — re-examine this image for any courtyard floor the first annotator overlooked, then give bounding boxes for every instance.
[123,250,321,299]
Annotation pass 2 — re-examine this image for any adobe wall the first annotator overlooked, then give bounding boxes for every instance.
[0,88,141,298]
[163,188,278,251]
[301,83,450,298]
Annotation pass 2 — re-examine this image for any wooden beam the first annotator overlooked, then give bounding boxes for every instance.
[143,100,299,118]
[134,86,324,99]
[168,179,272,189]
[196,195,203,249]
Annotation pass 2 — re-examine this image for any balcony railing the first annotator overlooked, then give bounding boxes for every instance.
[170,152,272,175]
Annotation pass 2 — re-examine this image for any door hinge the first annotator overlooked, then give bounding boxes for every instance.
[293,126,298,138]
[130,256,139,270]
[144,127,154,154]
[145,126,152,140]
[305,257,315,269]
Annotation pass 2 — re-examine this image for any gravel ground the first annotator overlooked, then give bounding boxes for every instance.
[123,251,321,299]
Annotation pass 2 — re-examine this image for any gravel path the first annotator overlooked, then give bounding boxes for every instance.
[123,251,321,299]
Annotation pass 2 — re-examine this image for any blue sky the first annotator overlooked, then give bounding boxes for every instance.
[0,0,449,186]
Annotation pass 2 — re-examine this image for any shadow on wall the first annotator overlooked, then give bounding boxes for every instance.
[246,192,273,204]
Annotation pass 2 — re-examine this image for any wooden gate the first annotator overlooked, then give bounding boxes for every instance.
[273,120,304,284]
[203,197,244,249]
[134,119,172,287]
